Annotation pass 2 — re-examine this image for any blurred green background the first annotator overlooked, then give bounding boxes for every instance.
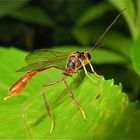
[0,0,140,139]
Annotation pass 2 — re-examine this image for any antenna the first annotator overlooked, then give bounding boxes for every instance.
[91,8,126,52]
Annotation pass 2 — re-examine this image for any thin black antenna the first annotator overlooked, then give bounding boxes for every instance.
[91,8,126,52]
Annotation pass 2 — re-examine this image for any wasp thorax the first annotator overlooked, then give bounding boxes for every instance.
[65,51,91,76]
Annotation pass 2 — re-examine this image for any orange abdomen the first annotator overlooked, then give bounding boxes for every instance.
[8,71,37,96]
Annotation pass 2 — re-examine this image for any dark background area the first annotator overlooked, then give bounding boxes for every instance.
[0,0,129,50]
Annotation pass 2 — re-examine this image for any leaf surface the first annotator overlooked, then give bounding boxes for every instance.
[0,47,140,139]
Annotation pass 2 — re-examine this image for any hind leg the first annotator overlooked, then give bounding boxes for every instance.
[62,74,86,121]
[42,79,63,133]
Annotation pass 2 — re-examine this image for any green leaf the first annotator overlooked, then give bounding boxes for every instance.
[7,6,54,27]
[91,49,128,64]
[98,31,132,58]
[0,0,28,17]
[108,0,138,39]
[72,27,92,45]
[0,47,140,139]
[75,2,112,27]
[137,2,140,33]
[132,35,140,76]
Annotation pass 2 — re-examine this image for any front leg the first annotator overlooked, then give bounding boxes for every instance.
[88,60,101,77]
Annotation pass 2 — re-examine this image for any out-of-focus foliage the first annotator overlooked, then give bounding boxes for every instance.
[0,0,29,17]
[108,0,140,39]
[0,0,140,139]
[75,2,112,27]
[132,35,140,75]
[8,6,54,27]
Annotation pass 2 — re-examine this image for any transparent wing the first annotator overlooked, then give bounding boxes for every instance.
[17,49,68,72]
[25,49,68,64]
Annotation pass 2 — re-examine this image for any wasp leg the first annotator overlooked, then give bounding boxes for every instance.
[79,59,97,83]
[62,75,86,121]
[88,60,101,77]
[42,79,63,133]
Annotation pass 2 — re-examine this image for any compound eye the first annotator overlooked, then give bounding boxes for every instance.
[80,52,85,59]
[87,53,91,60]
